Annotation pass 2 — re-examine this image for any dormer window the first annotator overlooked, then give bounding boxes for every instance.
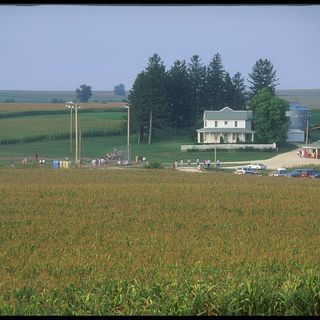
[224,121,228,125]
[215,121,218,127]
[235,121,238,127]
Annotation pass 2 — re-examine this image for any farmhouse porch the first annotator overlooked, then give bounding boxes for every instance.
[197,128,255,144]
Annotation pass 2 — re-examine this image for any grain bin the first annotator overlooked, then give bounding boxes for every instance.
[286,102,310,130]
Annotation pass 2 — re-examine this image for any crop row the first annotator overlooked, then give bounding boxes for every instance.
[0,113,124,144]
[0,169,319,315]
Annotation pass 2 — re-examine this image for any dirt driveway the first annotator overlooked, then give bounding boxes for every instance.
[221,148,320,170]
[177,148,320,172]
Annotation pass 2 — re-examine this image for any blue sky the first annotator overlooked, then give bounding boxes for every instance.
[1,4,320,91]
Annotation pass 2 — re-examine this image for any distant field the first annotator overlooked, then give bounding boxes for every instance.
[0,102,125,113]
[276,89,320,109]
[0,90,128,103]
[1,89,319,108]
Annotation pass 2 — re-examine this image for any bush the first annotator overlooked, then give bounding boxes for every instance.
[144,160,163,169]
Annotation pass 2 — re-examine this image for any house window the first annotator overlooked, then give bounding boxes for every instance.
[215,121,218,127]
[204,120,207,127]
[235,121,238,127]
[224,121,228,125]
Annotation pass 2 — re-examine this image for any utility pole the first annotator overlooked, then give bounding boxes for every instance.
[306,112,310,145]
[79,129,82,167]
[125,104,130,163]
[75,104,78,167]
[70,107,73,156]
[66,101,82,168]
[214,133,217,167]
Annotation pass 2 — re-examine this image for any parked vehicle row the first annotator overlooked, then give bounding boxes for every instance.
[271,167,320,178]
[235,165,320,178]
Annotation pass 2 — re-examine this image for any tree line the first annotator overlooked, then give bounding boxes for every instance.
[128,53,290,145]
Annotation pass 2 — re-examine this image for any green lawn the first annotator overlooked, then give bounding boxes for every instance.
[0,134,296,165]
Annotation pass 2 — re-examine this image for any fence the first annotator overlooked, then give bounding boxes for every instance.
[181,143,277,152]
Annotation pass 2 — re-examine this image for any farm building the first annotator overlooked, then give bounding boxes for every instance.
[286,102,311,143]
[287,129,305,143]
[196,107,255,144]
[300,141,320,159]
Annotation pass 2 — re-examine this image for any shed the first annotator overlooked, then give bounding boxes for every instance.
[301,141,320,159]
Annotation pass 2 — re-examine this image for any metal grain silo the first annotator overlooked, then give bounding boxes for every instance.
[286,102,311,130]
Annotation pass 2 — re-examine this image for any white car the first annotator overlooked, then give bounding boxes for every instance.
[272,167,288,177]
[235,167,261,175]
[247,162,267,170]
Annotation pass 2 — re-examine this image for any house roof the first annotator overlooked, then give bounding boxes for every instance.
[197,127,255,134]
[204,107,253,121]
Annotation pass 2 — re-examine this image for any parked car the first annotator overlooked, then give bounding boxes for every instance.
[272,167,288,177]
[286,168,315,178]
[299,169,317,178]
[247,162,267,170]
[286,169,303,177]
[235,167,262,176]
[309,171,320,178]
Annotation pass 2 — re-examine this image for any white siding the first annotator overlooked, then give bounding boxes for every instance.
[206,119,246,129]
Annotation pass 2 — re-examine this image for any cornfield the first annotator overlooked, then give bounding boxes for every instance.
[0,168,319,315]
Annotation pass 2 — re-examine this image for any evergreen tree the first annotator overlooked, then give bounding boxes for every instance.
[250,88,290,144]
[232,72,247,109]
[167,60,193,135]
[144,54,169,144]
[223,72,235,108]
[128,72,148,144]
[187,55,206,121]
[204,53,226,110]
[248,58,279,97]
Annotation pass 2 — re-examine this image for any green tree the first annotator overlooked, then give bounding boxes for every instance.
[75,84,92,103]
[188,55,206,120]
[250,88,290,144]
[114,83,126,96]
[167,60,193,135]
[248,59,279,97]
[204,53,226,110]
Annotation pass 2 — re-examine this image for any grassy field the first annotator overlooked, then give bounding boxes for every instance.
[0,135,295,166]
[0,168,319,315]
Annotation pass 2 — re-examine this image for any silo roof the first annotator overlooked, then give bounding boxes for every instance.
[289,102,310,111]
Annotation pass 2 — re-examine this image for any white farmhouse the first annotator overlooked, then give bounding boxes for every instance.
[196,107,255,144]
